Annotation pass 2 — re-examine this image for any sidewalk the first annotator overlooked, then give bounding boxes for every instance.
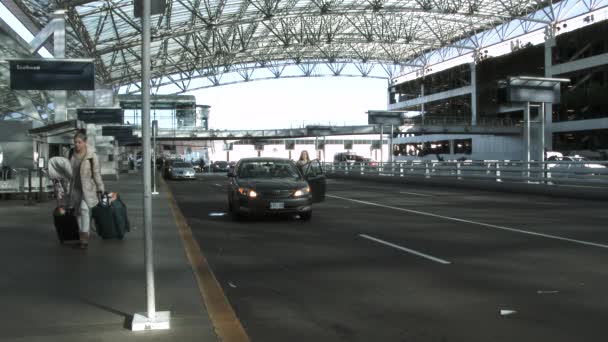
[0,173,219,341]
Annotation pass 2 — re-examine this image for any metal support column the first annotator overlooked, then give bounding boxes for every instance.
[131,0,170,331]
[523,102,531,180]
[152,120,158,195]
[470,62,477,126]
[544,37,556,150]
[389,125,394,164]
[53,11,67,122]
[380,125,384,165]
[539,102,546,180]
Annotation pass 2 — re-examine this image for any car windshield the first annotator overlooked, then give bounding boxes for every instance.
[237,161,301,179]
[173,162,192,168]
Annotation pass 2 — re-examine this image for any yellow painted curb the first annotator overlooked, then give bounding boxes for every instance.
[160,177,250,342]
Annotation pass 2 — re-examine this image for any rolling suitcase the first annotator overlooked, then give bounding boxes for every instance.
[53,207,80,243]
[92,193,130,240]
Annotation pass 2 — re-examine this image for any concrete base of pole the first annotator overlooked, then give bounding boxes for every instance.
[152,191,159,195]
[131,311,171,331]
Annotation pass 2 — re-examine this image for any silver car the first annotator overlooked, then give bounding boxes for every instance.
[167,161,196,180]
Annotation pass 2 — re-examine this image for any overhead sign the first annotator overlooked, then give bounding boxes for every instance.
[371,140,382,149]
[499,76,569,104]
[77,108,123,124]
[344,141,353,150]
[223,142,233,151]
[285,140,295,150]
[315,139,325,151]
[102,126,133,137]
[368,111,404,125]
[8,59,95,90]
[254,142,264,151]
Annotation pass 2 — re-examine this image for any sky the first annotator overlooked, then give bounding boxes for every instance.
[189,77,388,131]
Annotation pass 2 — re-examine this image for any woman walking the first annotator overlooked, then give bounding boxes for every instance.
[69,130,105,249]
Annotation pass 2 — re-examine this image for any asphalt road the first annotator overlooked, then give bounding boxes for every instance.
[167,174,608,342]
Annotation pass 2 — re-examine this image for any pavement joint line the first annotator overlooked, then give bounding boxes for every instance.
[359,234,451,264]
[328,194,608,250]
[399,191,433,197]
[160,177,250,342]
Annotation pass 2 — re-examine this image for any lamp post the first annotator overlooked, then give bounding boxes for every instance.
[131,0,170,331]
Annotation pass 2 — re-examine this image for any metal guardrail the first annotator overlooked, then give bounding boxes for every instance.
[0,168,53,195]
[324,160,608,187]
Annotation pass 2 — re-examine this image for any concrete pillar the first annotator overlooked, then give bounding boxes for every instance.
[470,62,477,126]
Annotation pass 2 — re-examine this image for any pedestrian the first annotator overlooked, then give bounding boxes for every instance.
[68,130,105,249]
[296,150,311,174]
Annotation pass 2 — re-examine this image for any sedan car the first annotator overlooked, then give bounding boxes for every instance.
[227,157,326,220]
[166,161,196,180]
[212,161,229,173]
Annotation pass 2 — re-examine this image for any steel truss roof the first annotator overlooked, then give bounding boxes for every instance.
[10,0,568,94]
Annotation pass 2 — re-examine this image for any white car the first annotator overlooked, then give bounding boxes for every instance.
[547,155,606,177]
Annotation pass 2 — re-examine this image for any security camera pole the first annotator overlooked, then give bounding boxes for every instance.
[131,0,170,331]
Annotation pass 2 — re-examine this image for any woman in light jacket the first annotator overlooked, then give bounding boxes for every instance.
[69,130,104,249]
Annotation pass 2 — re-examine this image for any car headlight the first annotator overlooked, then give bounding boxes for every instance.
[238,187,257,198]
[293,186,310,197]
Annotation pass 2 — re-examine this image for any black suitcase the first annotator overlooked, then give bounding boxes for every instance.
[53,208,80,243]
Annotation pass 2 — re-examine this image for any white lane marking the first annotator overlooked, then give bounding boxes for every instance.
[399,191,433,197]
[214,183,222,187]
[328,194,608,250]
[360,234,451,265]
[209,212,227,217]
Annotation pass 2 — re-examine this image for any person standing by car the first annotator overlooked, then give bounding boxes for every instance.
[296,150,311,174]
[69,130,105,249]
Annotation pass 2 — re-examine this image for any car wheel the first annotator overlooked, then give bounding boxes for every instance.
[300,211,312,221]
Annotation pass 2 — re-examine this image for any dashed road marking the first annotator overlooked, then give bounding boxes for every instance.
[329,194,608,250]
[360,234,451,264]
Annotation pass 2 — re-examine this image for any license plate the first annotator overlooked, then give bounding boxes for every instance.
[270,202,284,210]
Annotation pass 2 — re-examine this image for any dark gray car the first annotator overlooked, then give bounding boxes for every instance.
[227,157,326,220]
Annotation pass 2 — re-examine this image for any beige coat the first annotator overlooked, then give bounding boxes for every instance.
[70,145,105,208]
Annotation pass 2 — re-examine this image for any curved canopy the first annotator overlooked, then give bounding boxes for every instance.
[11,0,557,93]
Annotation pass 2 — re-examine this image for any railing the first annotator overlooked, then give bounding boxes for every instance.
[324,160,608,187]
[0,168,54,195]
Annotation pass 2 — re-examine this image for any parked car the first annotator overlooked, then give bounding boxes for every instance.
[165,161,196,180]
[227,157,326,220]
[212,161,229,173]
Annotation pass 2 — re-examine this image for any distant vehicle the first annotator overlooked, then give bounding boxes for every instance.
[166,161,196,180]
[227,157,326,220]
[212,161,229,173]
[162,159,184,179]
[334,152,377,167]
[547,155,606,177]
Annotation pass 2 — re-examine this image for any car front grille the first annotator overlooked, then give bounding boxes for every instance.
[261,190,292,198]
